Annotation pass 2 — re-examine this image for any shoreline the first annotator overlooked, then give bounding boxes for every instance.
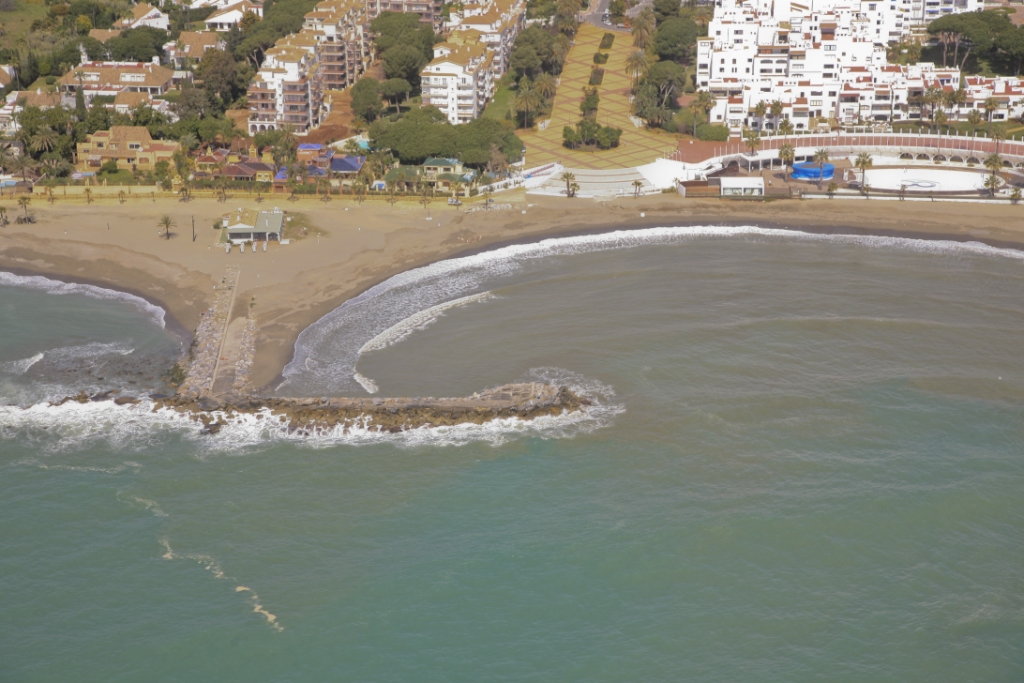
[0,264,193,349]
[3,193,1024,391]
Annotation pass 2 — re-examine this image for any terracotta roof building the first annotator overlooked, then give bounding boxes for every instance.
[76,126,181,171]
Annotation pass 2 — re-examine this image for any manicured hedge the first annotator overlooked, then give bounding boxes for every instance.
[696,123,730,141]
[589,67,605,85]
[593,52,609,64]
[599,33,615,49]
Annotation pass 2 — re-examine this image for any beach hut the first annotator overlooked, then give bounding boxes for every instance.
[222,208,284,243]
[719,177,765,197]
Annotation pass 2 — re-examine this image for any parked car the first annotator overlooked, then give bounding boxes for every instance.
[447,197,462,206]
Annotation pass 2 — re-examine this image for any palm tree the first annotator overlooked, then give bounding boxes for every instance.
[157,214,175,240]
[631,7,656,49]
[744,129,761,157]
[386,181,398,208]
[353,180,367,204]
[632,179,643,197]
[779,143,795,182]
[695,91,716,127]
[854,152,873,193]
[11,155,37,182]
[984,173,1000,197]
[419,184,433,217]
[779,118,794,136]
[983,97,999,132]
[984,152,1002,196]
[813,148,829,190]
[569,181,580,197]
[770,100,784,129]
[514,77,541,129]
[560,170,576,197]
[1011,186,1021,204]
[967,108,983,131]
[688,100,703,137]
[753,101,768,129]
[626,49,652,92]
[179,133,198,152]
[945,87,966,121]
[0,206,7,226]
[30,127,57,155]
[84,188,92,204]
[826,181,837,198]
[17,195,30,218]
[534,73,557,101]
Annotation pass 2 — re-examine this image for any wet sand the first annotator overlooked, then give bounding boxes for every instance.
[2,190,1023,390]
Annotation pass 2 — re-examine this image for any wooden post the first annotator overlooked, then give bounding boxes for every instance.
[192,216,196,242]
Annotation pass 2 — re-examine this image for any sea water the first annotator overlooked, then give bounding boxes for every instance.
[2,229,1023,682]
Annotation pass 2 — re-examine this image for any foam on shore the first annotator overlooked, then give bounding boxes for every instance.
[281,226,1024,396]
[0,270,166,328]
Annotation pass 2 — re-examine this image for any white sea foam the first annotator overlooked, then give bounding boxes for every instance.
[160,538,283,631]
[0,368,622,452]
[117,491,168,517]
[23,459,142,475]
[358,291,496,355]
[1,352,44,375]
[0,270,166,328]
[352,372,379,394]
[281,225,1024,396]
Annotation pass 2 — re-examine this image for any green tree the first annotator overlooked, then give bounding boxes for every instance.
[626,49,652,91]
[380,78,411,113]
[351,77,385,123]
[654,17,699,63]
[382,43,427,85]
[514,77,542,128]
[560,170,576,197]
[18,195,31,217]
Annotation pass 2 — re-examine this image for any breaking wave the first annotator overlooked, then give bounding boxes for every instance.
[0,271,166,328]
[281,225,1024,396]
[1,353,44,375]
[0,368,622,452]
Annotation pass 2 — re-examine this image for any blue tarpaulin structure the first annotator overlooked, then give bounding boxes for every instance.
[791,162,834,181]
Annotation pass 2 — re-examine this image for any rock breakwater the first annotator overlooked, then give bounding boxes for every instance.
[156,382,586,435]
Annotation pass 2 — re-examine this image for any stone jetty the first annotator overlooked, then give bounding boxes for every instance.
[155,383,587,435]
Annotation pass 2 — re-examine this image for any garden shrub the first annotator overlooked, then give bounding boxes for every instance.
[599,33,615,49]
[696,123,730,141]
[589,67,605,86]
[593,52,609,64]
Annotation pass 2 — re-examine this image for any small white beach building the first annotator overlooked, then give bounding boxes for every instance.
[222,208,284,243]
[719,177,764,197]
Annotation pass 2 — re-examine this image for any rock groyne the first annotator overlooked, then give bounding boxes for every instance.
[153,383,587,434]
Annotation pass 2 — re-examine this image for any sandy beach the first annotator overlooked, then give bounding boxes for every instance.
[2,189,1023,390]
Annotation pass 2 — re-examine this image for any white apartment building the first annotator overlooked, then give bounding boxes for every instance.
[697,0,983,132]
[447,0,527,77]
[418,0,525,124]
[246,0,370,134]
[421,38,495,124]
[119,2,170,31]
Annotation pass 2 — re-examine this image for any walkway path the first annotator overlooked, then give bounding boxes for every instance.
[519,23,677,170]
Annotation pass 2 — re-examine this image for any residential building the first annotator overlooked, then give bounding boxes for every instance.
[75,126,180,171]
[59,61,175,102]
[696,0,985,133]
[366,0,442,27]
[163,32,225,68]
[384,157,476,192]
[0,90,62,135]
[445,0,526,77]
[118,2,170,30]
[205,0,264,31]
[420,38,495,124]
[302,0,372,93]
[246,0,370,134]
[88,28,122,42]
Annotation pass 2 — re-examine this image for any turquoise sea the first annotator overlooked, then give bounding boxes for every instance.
[2,227,1023,682]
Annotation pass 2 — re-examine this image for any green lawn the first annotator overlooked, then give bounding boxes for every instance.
[482,78,515,121]
[0,0,48,51]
